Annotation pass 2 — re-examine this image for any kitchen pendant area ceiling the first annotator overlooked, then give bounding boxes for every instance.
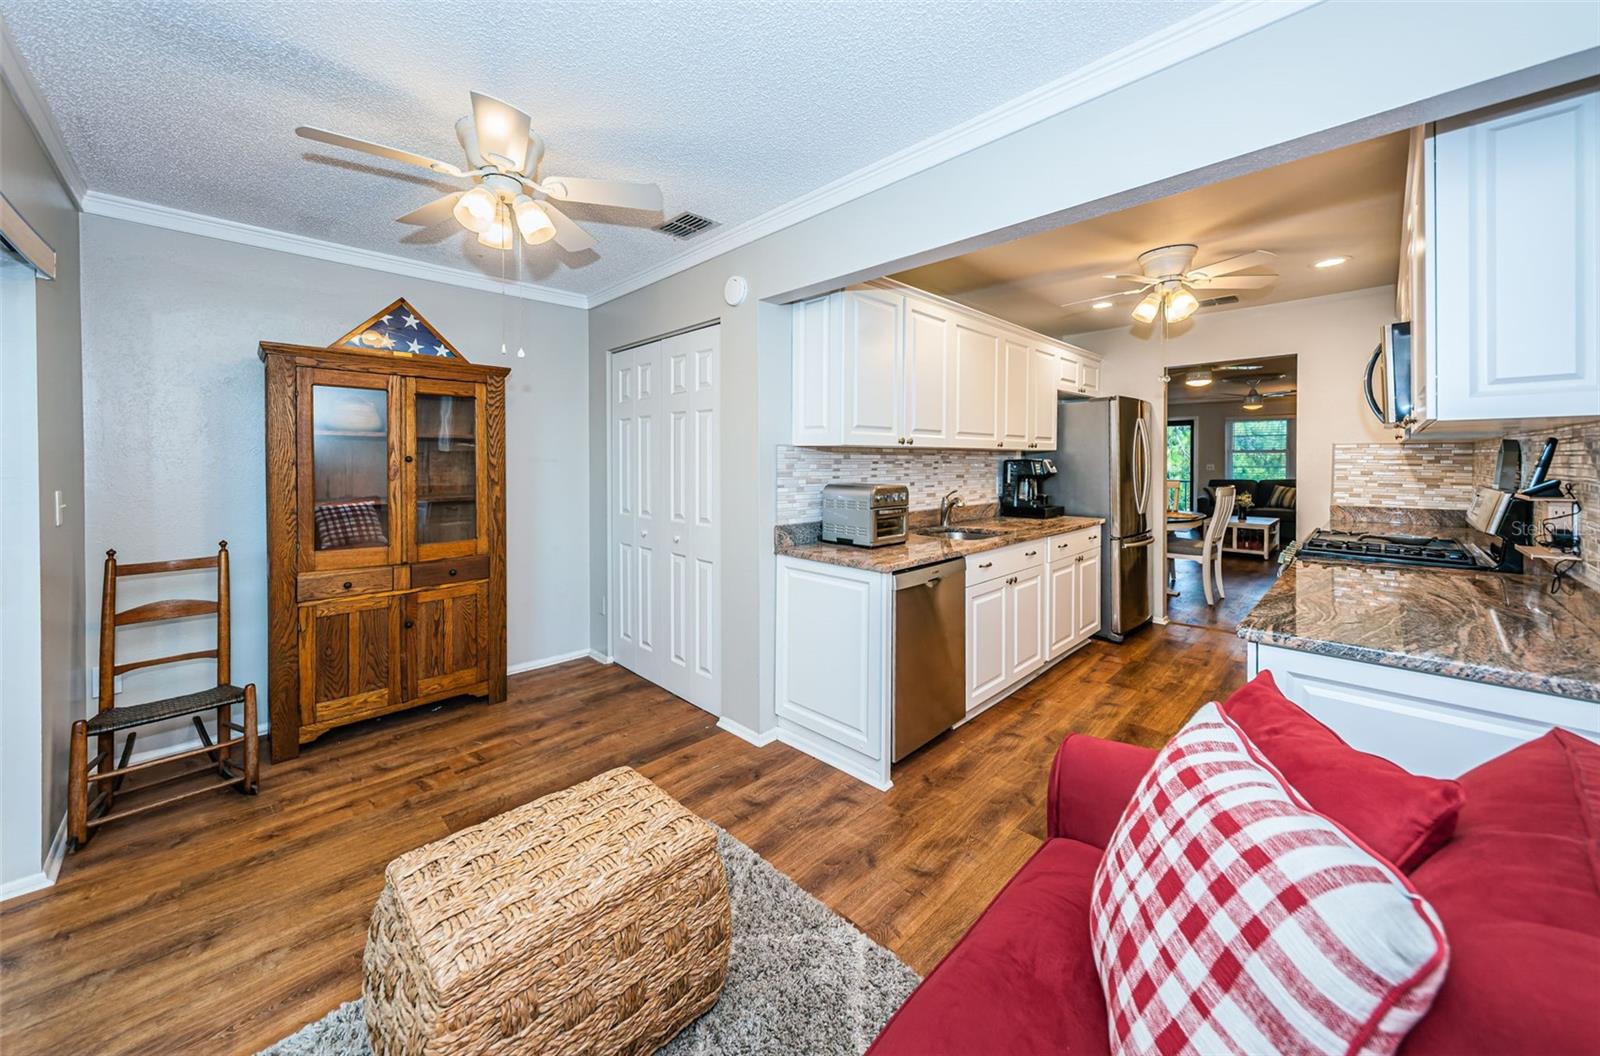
[2,0,1208,299]
[893,132,1408,335]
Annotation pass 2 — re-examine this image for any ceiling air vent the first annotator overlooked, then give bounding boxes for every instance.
[1198,295,1240,308]
[655,212,719,239]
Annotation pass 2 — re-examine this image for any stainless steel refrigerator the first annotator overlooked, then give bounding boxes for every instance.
[1052,395,1154,641]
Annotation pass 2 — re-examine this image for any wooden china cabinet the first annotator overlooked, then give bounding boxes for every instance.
[260,342,509,760]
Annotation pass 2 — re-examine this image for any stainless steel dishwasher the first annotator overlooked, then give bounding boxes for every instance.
[893,558,966,762]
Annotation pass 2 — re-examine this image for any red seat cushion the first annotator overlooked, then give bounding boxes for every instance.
[1223,671,1464,871]
[1402,729,1600,1056]
[867,838,1111,1056]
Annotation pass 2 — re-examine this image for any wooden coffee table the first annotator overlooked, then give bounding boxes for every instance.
[1222,515,1280,561]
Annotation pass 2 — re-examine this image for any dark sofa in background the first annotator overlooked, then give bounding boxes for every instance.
[1198,477,1296,539]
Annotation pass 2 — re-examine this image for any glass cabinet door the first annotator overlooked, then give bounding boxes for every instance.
[303,371,399,568]
[407,380,486,559]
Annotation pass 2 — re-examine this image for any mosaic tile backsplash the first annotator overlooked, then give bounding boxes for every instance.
[776,446,1004,524]
[1331,443,1479,510]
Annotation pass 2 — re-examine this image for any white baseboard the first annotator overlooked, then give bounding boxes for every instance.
[773,725,893,791]
[506,649,596,676]
[715,716,778,748]
[1153,615,1171,626]
[587,650,613,665]
[0,814,67,904]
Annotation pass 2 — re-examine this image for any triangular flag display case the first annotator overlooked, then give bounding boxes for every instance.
[330,298,467,361]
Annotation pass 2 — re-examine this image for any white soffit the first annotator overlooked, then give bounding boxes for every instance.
[3,1,1312,309]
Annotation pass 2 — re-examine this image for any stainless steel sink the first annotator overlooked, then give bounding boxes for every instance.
[916,527,1002,541]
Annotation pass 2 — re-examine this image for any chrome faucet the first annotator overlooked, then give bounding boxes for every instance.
[940,489,965,527]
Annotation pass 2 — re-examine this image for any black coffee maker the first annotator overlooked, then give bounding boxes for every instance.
[1001,458,1064,518]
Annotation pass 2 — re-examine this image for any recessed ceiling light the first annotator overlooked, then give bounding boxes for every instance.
[1092,301,1114,310]
[1313,256,1350,269]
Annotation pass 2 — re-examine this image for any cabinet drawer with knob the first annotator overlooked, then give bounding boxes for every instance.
[410,554,490,588]
[297,566,394,602]
[1046,527,1101,563]
[965,540,1045,587]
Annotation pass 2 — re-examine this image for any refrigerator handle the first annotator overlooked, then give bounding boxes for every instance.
[1122,536,1154,549]
[1131,415,1150,516]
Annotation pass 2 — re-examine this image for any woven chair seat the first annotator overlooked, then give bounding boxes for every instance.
[363,766,731,1056]
[85,684,248,734]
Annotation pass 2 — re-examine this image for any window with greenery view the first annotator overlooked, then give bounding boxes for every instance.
[1227,418,1292,480]
[1166,421,1194,510]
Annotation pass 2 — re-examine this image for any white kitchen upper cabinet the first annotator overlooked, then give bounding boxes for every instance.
[952,319,1002,448]
[1058,350,1081,391]
[966,578,1009,709]
[1076,549,1102,640]
[1009,564,1046,680]
[840,289,905,445]
[1429,88,1600,422]
[790,293,840,445]
[902,300,954,446]
[1029,346,1060,449]
[1078,360,1102,396]
[1001,339,1032,449]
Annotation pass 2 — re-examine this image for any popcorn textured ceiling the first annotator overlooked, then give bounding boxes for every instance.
[2,0,1205,296]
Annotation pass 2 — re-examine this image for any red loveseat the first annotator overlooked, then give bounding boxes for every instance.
[867,728,1600,1056]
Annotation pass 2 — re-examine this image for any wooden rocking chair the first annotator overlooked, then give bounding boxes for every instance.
[68,542,259,850]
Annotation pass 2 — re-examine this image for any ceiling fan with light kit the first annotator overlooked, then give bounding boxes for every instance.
[1065,244,1279,324]
[295,91,664,253]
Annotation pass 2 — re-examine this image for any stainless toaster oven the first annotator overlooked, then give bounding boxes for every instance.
[820,483,909,547]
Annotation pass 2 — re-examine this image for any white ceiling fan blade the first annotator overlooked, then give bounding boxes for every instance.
[1060,289,1146,308]
[396,192,464,226]
[540,176,663,212]
[539,201,598,252]
[1188,250,1278,280]
[1191,274,1278,290]
[470,91,533,170]
[296,126,464,177]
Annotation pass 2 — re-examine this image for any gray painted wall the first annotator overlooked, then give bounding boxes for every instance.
[79,215,590,755]
[588,5,1598,735]
[2,77,85,869]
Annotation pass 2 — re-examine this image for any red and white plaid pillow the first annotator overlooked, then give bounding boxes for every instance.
[1091,703,1448,1056]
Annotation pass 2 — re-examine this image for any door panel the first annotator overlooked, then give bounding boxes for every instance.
[610,350,638,671]
[1047,559,1078,659]
[406,379,486,562]
[966,580,1008,708]
[1030,347,1059,447]
[299,593,400,726]
[1078,551,1103,639]
[1010,567,1045,679]
[903,302,952,444]
[952,322,1000,447]
[1001,340,1031,448]
[405,580,489,701]
[299,369,402,571]
[841,290,903,444]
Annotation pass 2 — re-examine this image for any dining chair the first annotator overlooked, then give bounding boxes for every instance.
[1167,486,1235,605]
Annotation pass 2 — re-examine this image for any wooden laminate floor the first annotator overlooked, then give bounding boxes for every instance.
[1165,552,1282,631]
[0,622,1244,1055]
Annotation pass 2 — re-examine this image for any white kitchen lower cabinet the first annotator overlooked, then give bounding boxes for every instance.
[1248,642,1600,778]
[774,525,1104,789]
[966,578,1010,707]
[775,557,892,789]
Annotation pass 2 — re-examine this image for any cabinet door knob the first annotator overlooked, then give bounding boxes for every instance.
[342,581,353,590]
[897,437,905,445]
[907,438,914,446]
[640,529,648,537]
[673,535,681,544]
[403,619,414,629]
[448,568,458,577]
[404,454,414,463]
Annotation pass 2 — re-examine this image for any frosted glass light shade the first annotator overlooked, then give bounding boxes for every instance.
[1165,287,1199,323]
[453,186,497,233]
[1131,291,1162,325]
[513,196,556,245]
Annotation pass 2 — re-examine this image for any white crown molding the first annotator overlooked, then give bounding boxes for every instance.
[80,191,591,309]
[586,0,1317,307]
[0,14,88,207]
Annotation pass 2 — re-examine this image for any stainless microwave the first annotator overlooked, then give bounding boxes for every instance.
[1362,321,1413,427]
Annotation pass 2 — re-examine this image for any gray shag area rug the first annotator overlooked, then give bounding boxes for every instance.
[260,828,919,1056]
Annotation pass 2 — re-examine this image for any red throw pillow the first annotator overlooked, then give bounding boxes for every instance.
[1091,703,1450,1056]
[1222,672,1464,872]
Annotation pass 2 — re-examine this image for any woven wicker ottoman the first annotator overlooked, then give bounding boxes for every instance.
[363,767,731,1056]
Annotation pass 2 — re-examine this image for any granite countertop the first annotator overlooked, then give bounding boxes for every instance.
[775,512,1104,574]
[1239,528,1600,702]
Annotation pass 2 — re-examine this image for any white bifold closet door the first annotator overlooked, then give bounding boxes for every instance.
[610,325,720,715]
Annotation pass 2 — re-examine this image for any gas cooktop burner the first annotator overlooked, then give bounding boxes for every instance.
[1298,529,1484,570]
